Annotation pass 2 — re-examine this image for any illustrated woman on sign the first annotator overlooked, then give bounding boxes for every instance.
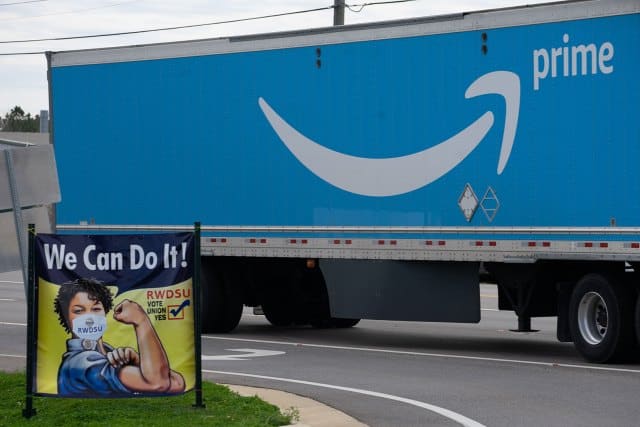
[53,278,185,396]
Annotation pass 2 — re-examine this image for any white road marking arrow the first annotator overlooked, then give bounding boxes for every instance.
[202,348,286,361]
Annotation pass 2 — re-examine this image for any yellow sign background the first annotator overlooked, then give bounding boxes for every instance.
[36,278,195,395]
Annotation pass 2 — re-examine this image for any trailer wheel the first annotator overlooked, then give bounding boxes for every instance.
[569,274,634,363]
[635,292,640,347]
[201,260,243,333]
[331,318,360,328]
[310,317,360,328]
[261,300,294,327]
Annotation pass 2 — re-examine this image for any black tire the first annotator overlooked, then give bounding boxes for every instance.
[331,318,360,328]
[635,292,640,347]
[304,267,360,329]
[568,274,635,363]
[310,319,333,329]
[311,317,360,328]
[261,300,294,327]
[200,259,243,333]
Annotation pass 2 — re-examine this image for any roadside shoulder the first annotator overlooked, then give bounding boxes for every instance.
[224,384,368,427]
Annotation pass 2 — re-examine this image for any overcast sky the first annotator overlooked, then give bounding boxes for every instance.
[0,0,551,116]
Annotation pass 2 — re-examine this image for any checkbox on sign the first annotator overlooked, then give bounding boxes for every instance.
[168,299,190,320]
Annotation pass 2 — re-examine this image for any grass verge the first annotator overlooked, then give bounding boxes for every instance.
[0,371,292,426]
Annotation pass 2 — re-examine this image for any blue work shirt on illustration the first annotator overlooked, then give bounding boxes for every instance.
[57,338,131,397]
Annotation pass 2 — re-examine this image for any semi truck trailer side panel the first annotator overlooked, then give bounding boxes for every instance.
[50,2,640,238]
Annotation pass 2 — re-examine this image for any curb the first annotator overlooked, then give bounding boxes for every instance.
[224,384,367,427]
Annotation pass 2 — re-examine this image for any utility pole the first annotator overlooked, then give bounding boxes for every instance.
[334,0,345,25]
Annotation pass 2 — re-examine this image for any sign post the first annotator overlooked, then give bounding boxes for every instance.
[193,222,205,408]
[22,223,37,419]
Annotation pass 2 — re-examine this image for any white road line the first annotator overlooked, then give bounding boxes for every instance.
[206,370,485,427]
[0,281,22,284]
[0,353,485,426]
[0,322,26,326]
[0,298,16,301]
[203,335,640,374]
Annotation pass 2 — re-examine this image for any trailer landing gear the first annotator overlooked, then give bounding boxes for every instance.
[510,316,539,333]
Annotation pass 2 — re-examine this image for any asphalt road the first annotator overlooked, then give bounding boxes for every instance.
[2,270,640,426]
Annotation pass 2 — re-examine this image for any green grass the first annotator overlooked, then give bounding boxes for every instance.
[0,371,293,426]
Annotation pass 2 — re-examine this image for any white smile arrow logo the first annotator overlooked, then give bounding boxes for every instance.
[259,71,520,197]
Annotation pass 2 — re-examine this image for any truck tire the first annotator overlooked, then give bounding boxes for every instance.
[261,300,294,327]
[201,260,243,333]
[568,274,634,363]
[331,318,360,328]
[310,317,361,328]
[635,292,640,347]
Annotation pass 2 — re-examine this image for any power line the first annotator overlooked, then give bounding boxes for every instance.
[0,0,420,54]
[0,5,334,44]
[0,50,41,55]
[347,0,417,13]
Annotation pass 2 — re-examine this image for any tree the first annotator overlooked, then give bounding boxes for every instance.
[1,106,39,132]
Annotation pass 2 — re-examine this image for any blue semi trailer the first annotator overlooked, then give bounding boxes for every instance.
[48,0,640,362]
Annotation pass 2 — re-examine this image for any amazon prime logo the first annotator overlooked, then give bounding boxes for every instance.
[258,70,520,197]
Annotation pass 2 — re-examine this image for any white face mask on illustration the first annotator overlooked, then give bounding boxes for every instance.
[72,313,107,341]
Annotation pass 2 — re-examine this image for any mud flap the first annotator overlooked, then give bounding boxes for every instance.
[319,260,480,322]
